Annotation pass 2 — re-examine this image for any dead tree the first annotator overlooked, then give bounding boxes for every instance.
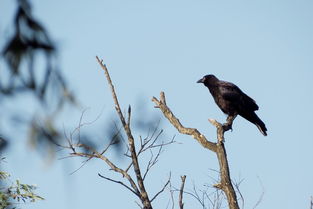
[62,56,239,208]
[152,92,240,209]
[61,57,178,209]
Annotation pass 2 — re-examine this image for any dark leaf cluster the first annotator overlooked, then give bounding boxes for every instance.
[0,0,75,153]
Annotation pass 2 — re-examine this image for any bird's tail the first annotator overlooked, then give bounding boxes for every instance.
[240,112,267,136]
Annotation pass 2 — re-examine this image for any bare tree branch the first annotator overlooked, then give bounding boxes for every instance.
[135,201,144,209]
[142,150,155,181]
[252,176,265,209]
[96,56,152,209]
[152,94,217,152]
[168,181,175,209]
[98,173,139,197]
[127,105,131,126]
[150,175,171,202]
[179,188,206,209]
[232,178,245,209]
[69,157,93,175]
[142,141,164,181]
[70,143,140,196]
[152,92,240,209]
[179,175,186,209]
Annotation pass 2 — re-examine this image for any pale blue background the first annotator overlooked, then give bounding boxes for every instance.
[1,0,313,209]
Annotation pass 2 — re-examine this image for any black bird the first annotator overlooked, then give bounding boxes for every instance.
[197,74,267,136]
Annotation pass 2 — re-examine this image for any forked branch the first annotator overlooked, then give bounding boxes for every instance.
[152,92,240,209]
[96,56,152,209]
[152,93,217,152]
[63,59,177,209]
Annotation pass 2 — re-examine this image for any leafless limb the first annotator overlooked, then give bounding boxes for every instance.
[252,176,265,209]
[209,190,224,209]
[58,58,182,209]
[69,157,93,175]
[71,144,140,194]
[232,178,245,209]
[142,150,155,181]
[59,110,141,196]
[98,173,139,197]
[96,56,152,209]
[142,140,165,181]
[209,188,225,209]
[135,201,143,209]
[124,128,175,175]
[152,92,240,209]
[169,181,207,209]
[127,105,131,127]
[60,110,103,174]
[152,93,216,152]
[178,182,225,209]
[70,108,102,145]
[169,181,175,209]
[192,183,207,209]
[100,124,124,155]
[179,187,207,209]
[179,175,186,209]
[150,174,171,202]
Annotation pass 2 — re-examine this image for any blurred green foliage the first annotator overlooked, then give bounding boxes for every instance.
[0,158,44,208]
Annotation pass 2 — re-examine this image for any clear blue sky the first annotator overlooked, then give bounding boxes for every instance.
[1,0,313,209]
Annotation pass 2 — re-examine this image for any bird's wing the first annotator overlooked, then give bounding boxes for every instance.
[218,81,259,111]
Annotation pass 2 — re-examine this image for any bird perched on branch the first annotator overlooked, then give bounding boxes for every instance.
[197,74,267,136]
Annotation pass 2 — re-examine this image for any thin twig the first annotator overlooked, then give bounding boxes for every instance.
[181,189,206,209]
[69,157,93,175]
[98,173,139,197]
[100,124,123,155]
[150,175,171,202]
[252,176,265,209]
[143,150,155,181]
[135,201,143,209]
[232,178,245,209]
[96,56,127,127]
[70,143,140,196]
[169,181,175,209]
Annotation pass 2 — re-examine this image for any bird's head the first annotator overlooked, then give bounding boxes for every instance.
[197,74,218,85]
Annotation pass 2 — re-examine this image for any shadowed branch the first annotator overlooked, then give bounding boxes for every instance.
[179,175,186,209]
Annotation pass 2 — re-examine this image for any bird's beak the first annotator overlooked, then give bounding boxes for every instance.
[197,78,204,83]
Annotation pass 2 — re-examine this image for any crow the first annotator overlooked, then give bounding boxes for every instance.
[197,74,267,136]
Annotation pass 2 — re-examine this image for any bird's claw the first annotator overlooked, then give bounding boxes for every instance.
[222,123,232,132]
